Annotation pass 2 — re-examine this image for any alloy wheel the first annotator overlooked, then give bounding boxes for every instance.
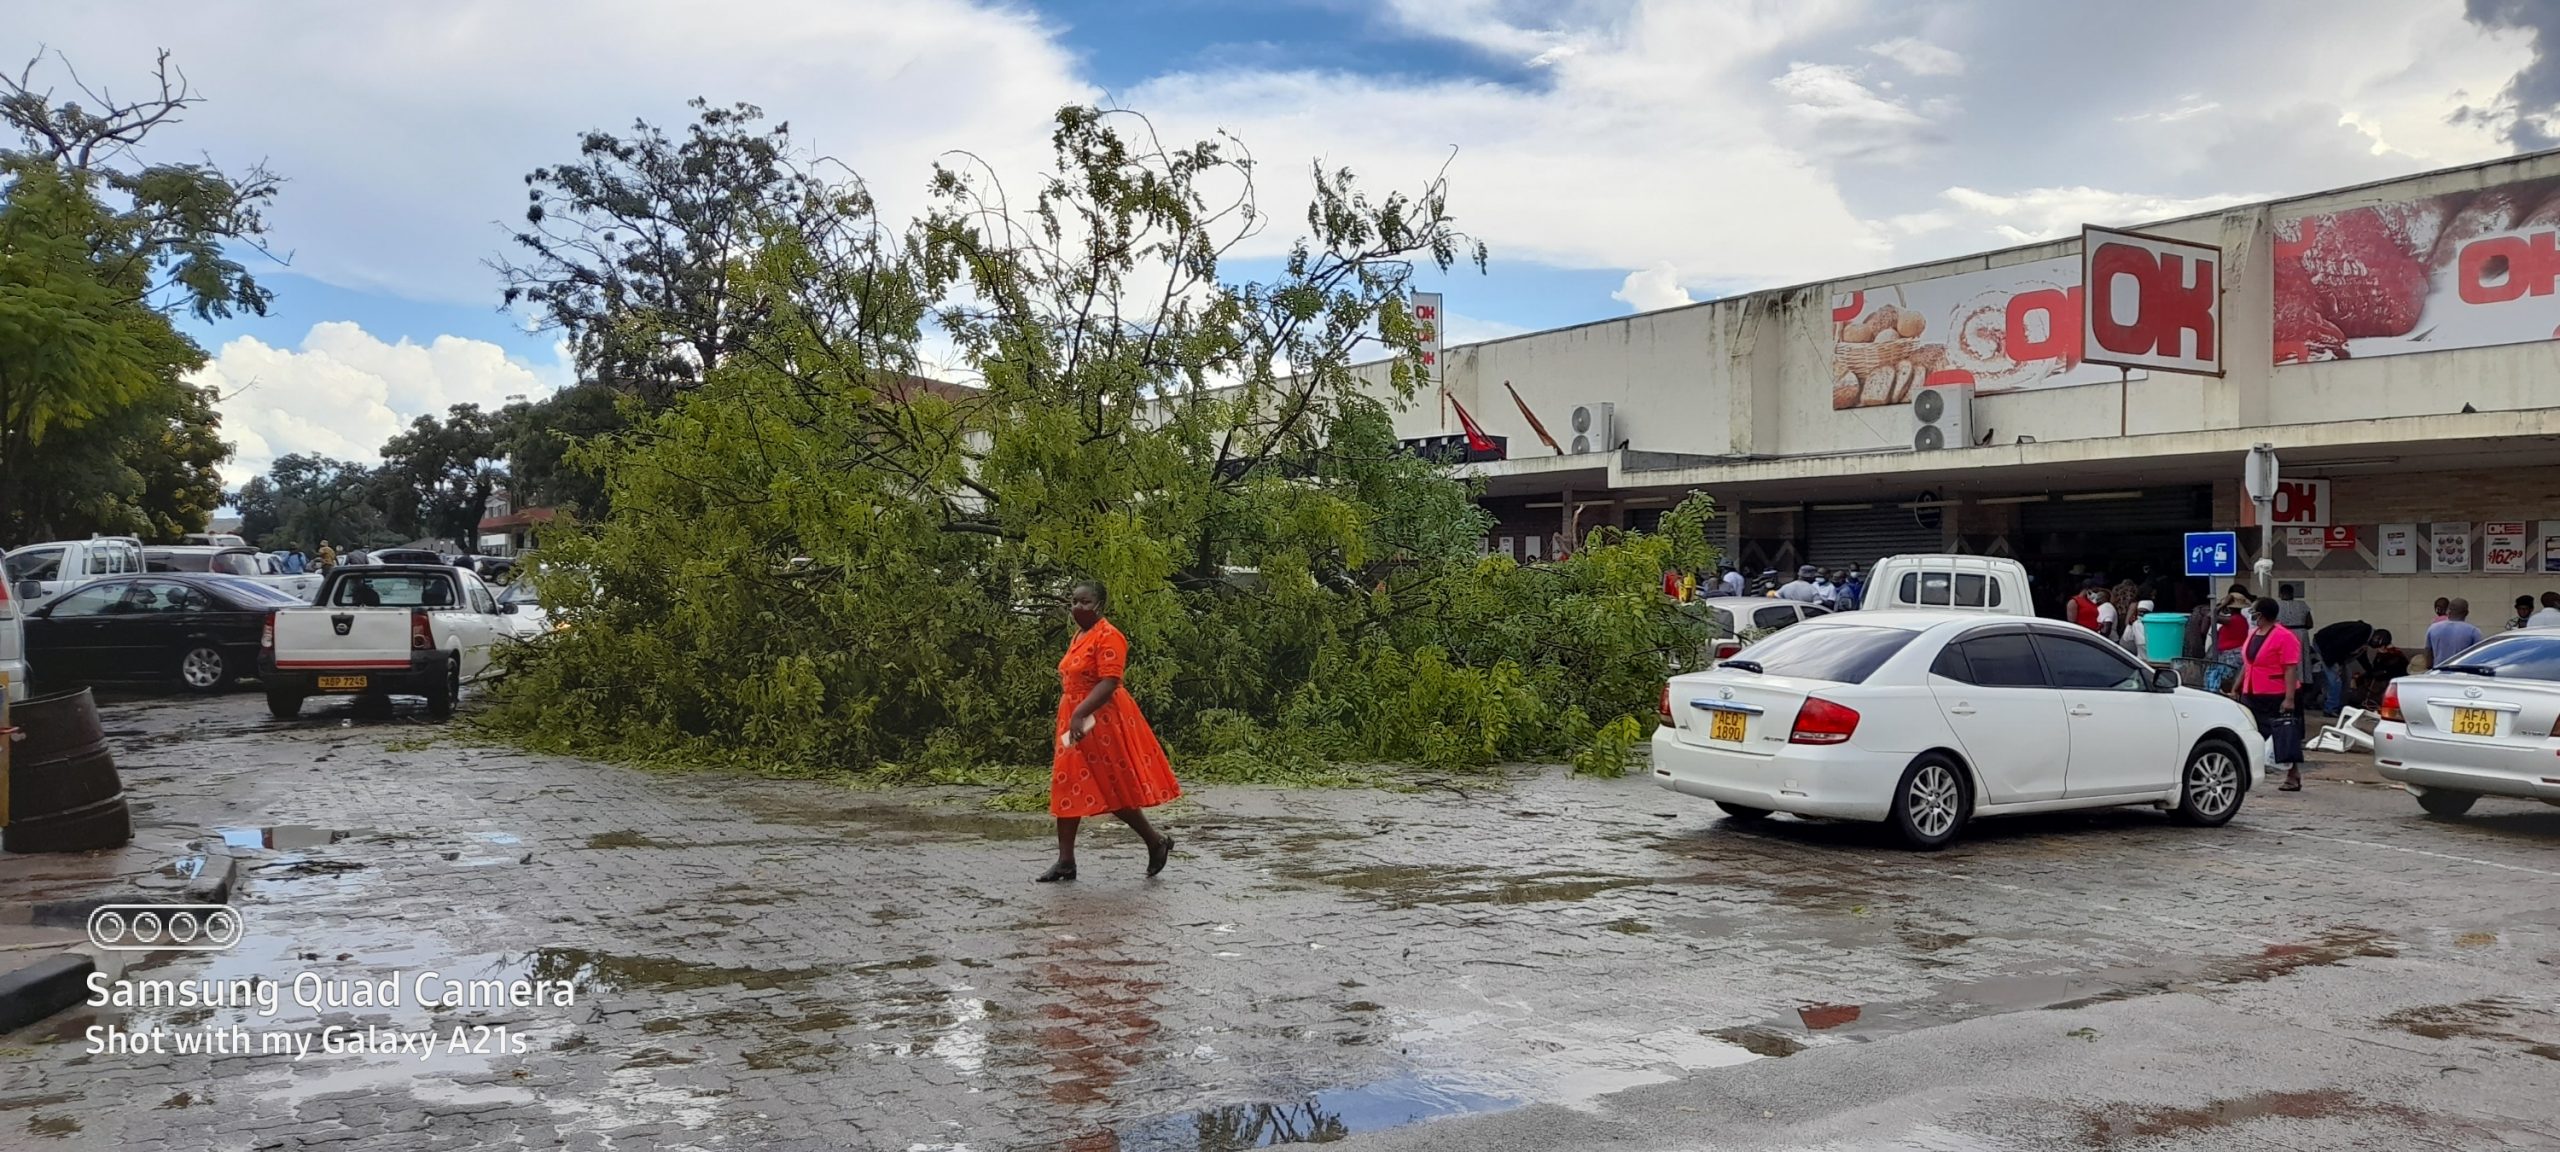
[1908,763,1961,840]
[181,646,226,689]
[2186,750,2240,819]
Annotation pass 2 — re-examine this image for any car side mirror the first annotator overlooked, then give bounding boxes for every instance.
[498,602,518,615]
[12,580,39,602]
[2151,667,2181,693]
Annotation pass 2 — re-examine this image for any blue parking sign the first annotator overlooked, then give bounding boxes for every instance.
[2184,531,2239,577]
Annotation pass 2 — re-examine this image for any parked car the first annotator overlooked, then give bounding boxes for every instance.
[23,574,306,693]
[146,545,324,603]
[4,537,146,600]
[2373,631,2560,817]
[494,580,552,638]
[182,532,248,548]
[1859,554,2031,615]
[1654,612,2261,849]
[1697,596,1830,662]
[369,548,451,566]
[261,564,517,719]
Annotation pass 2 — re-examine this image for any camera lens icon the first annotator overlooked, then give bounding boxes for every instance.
[88,904,243,952]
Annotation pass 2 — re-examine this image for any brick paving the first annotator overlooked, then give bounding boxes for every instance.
[4,692,2558,1150]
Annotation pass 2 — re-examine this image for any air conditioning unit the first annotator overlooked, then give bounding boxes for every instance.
[1910,383,1973,451]
[1569,402,1617,454]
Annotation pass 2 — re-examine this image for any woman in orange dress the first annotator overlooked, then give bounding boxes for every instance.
[1040,580,1179,882]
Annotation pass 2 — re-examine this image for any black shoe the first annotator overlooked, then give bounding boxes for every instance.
[1146,835,1173,878]
[1036,861,1077,883]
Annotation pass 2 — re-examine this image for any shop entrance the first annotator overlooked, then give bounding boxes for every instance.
[2013,486,2213,619]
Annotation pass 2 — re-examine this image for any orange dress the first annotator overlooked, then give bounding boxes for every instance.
[1051,619,1180,819]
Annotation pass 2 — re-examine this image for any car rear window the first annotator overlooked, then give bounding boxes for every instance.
[329,572,456,608]
[2433,634,2560,682]
[1728,624,1917,684]
[1897,570,2002,608]
[208,577,305,606]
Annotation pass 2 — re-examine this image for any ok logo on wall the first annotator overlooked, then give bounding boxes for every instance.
[2274,171,2560,363]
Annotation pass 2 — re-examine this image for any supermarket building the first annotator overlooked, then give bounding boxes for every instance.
[1383,148,2560,647]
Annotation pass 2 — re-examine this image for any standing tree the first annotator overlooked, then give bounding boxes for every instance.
[495,99,803,406]
[0,50,277,540]
[378,402,509,554]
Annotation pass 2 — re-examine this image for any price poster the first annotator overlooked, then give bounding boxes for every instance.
[2377,524,2417,574]
[2484,522,2528,573]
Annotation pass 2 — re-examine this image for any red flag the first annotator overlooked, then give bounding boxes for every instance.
[1503,380,1564,455]
[1444,388,1496,453]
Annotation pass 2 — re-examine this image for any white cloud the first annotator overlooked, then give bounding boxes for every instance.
[1864,37,1964,77]
[1929,185,2266,245]
[191,323,571,487]
[9,0,1090,307]
[1610,263,1695,312]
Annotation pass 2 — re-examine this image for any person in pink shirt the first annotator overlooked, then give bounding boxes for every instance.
[2230,596,2304,791]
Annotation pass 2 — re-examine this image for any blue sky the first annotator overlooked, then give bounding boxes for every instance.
[16,0,2548,485]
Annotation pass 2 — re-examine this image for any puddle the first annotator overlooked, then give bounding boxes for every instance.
[731,793,1053,840]
[585,830,664,849]
[1283,864,1651,909]
[2381,998,2560,1060]
[24,1114,81,1138]
[2077,1090,2425,1146]
[528,948,833,993]
[1117,1075,1520,1150]
[1710,1026,1804,1058]
[218,825,364,851]
[1796,1003,1862,1031]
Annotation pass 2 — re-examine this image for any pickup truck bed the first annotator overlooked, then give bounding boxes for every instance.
[261,565,510,719]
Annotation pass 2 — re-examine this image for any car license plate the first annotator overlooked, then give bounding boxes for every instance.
[316,675,368,691]
[2451,707,2497,736]
[1709,710,1748,742]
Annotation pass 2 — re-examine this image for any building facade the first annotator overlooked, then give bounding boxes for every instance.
[1385,149,2560,646]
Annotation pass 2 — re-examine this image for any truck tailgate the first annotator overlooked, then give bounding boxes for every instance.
[273,608,412,667]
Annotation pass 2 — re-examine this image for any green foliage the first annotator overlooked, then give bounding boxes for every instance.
[378,403,509,551]
[1572,714,1648,779]
[0,52,271,542]
[480,104,1715,788]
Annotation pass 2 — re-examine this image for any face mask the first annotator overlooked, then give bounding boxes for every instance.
[1071,607,1100,629]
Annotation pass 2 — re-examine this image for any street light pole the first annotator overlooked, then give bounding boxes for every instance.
[2243,443,2279,591]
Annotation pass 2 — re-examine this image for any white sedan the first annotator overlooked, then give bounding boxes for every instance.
[1653,612,2263,849]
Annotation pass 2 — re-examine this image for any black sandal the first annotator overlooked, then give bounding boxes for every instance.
[1036,861,1077,883]
[1146,835,1174,878]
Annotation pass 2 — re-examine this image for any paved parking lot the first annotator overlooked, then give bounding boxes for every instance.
[5,691,2559,1150]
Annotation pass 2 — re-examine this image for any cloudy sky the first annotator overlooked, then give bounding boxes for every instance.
[12,0,2558,486]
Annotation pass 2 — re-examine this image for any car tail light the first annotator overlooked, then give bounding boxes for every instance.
[410,608,432,650]
[1715,640,1742,660]
[1660,683,1674,725]
[261,612,275,651]
[2378,683,2401,723]
[1789,697,1860,745]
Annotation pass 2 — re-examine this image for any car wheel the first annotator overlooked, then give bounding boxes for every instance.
[1715,802,1772,821]
[1890,755,1970,850]
[177,645,231,693]
[266,689,304,720]
[2416,789,2479,819]
[425,656,459,719]
[2172,740,2244,827]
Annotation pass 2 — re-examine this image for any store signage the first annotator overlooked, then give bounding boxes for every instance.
[1827,257,2135,410]
[2238,478,2328,527]
[2431,523,2473,573]
[2377,524,2417,573]
[2274,171,2560,363]
[2543,521,2560,573]
[1411,292,1442,383]
[2082,226,2222,375]
[2484,522,2529,572]
[2282,526,2324,555]
[2323,525,2356,550]
[2184,531,2240,577]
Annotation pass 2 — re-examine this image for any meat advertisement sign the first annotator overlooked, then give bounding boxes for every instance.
[1829,258,2132,409]
[2274,172,2560,363]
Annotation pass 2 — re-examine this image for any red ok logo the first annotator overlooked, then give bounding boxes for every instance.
[2089,243,2217,363]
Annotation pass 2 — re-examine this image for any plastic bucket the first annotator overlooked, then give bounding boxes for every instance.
[2140,612,2188,663]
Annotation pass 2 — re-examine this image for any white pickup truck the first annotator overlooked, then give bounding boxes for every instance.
[260,564,518,719]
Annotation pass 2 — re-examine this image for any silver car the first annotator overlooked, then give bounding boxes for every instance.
[2373,631,2560,817]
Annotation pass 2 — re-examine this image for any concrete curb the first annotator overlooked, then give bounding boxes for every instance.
[1,838,244,1034]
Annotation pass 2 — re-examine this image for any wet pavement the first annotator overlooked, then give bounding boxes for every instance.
[2,691,2557,1150]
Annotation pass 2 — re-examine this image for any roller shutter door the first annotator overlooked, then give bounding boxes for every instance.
[1806,504,1941,571]
[2019,487,2211,536]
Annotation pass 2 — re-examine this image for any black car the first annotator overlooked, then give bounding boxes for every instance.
[24,574,307,693]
